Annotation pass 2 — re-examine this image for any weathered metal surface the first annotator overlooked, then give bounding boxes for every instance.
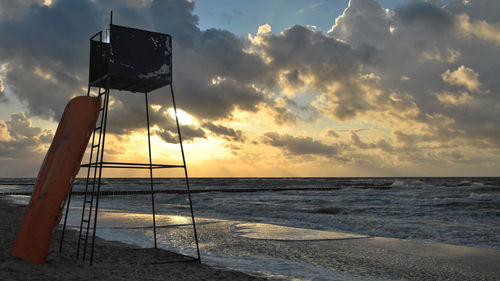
[88,24,172,93]
[89,40,109,86]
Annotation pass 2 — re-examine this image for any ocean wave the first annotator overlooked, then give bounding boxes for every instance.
[310,207,343,215]
[390,180,405,188]
[469,192,500,201]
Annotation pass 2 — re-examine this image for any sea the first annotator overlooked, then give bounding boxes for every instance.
[1,177,499,280]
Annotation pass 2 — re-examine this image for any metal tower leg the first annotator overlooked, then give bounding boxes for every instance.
[145,92,158,249]
[169,84,201,263]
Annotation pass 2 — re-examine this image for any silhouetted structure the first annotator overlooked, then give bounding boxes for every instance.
[59,15,200,265]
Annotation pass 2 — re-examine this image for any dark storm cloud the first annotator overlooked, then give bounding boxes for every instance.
[168,25,271,120]
[0,0,270,140]
[0,0,101,69]
[1,0,500,159]
[149,0,201,46]
[5,67,78,119]
[173,78,265,120]
[446,0,500,23]
[202,122,245,142]
[0,0,44,22]
[324,0,500,148]
[105,94,160,135]
[253,24,378,120]
[395,1,454,32]
[157,125,206,144]
[260,24,369,80]
[148,0,270,119]
[0,0,102,119]
[262,132,340,157]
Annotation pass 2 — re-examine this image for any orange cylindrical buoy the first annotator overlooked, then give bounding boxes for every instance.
[11,96,101,264]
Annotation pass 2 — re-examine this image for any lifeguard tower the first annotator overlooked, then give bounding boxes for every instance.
[59,16,201,265]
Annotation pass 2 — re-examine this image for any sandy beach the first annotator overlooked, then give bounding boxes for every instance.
[0,198,267,281]
[2,194,500,280]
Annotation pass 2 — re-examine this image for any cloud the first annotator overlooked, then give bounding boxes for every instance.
[350,131,376,149]
[0,0,101,119]
[282,69,304,89]
[149,0,201,45]
[456,13,500,45]
[202,122,245,142]
[0,121,9,142]
[157,124,206,144]
[0,0,45,22]
[328,0,391,49]
[265,101,297,126]
[250,23,379,121]
[0,0,273,146]
[442,65,481,92]
[436,149,472,165]
[1,0,499,175]
[0,112,55,177]
[321,0,500,149]
[173,78,266,120]
[0,112,52,158]
[262,132,340,157]
[395,1,454,32]
[436,91,475,106]
[446,0,500,24]
[0,78,4,101]
[6,112,43,139]
[326,129,339,138]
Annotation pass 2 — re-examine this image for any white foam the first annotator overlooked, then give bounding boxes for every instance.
[390,180,405,188]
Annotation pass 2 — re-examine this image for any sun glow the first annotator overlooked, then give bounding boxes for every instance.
[168,108,196,125]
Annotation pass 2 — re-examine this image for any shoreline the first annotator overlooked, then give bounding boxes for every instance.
[2,195,500,280]
[0,197,267,281]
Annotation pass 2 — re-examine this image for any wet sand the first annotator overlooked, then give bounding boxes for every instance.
[0,198,267,281]
[2,196,500,280]
[180,218,500,280]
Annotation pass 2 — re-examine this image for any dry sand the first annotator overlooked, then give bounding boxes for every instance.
[0,198,267,281]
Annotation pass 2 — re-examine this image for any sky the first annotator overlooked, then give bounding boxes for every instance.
[0,0,499,177]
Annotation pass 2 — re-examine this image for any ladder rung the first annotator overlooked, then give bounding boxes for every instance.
[84,200,92,204]
[82,219,90,223]
[94,126,102,131]
[92,144,99,148]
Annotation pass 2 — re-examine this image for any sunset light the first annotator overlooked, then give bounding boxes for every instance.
[0,1,499,280]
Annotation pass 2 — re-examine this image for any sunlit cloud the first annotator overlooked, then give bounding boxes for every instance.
[168,108,196,126]
[457,13,500,45]
[436,91,475,106]
[442,65,482,92]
